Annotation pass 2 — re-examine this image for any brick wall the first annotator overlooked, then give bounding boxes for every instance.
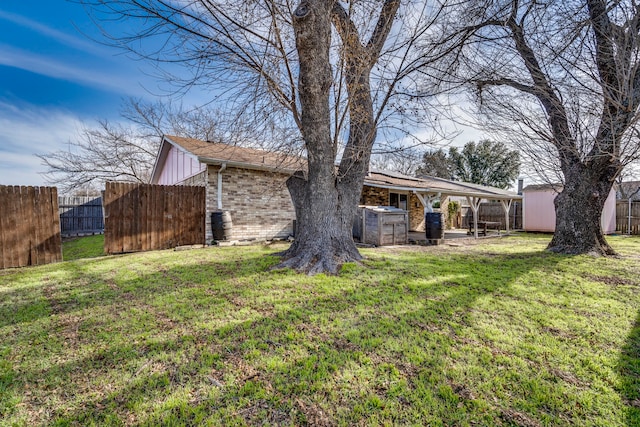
[361,186,426,232]
[205,165,295,242]
[360,185,388,206]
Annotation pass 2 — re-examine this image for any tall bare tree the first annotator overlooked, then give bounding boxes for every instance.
[370,148,423,176]
[433,0,640,255]
[80,0,441,273]
[38,99,224,193]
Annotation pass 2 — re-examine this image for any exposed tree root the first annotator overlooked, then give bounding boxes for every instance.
[275,241,363,275]
[547,238,617,257]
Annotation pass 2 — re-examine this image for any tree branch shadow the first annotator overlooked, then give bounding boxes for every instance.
[619,310,640,426]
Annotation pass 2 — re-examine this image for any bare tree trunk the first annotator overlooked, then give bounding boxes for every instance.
[282,173,362,275]
[278,0,399,274]
[276,0,362,274]
[439,0,640,257]
[549,169,616,255]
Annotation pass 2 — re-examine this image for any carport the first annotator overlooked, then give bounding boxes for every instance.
[362,170,522,240]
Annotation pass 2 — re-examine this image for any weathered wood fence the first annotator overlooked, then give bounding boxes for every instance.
[616,201,640,235]
[0,185,62,269]
[461,201,523,230]
[58,196,104,236]
[103,182,206,254]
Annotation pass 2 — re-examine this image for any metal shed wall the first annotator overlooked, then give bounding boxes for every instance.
[523,187,616,234]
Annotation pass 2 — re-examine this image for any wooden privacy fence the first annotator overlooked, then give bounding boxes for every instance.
[59,196,104,236]
[0,185,62,269]
[616,201,640,235]
[103,182,206,254]
[461,201,523,230]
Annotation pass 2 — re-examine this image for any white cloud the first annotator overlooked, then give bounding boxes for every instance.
[0,10,110,56]
[0,44,144,95]
[0,102,82,186]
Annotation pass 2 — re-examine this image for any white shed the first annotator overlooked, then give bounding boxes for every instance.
[523,184,616,234]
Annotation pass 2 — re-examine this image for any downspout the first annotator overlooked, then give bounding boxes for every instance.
[217,163,227,210]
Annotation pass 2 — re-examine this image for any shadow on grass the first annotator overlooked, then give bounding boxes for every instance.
[619,311,640,426]
[3,249,572,426]
[0,250,279,330]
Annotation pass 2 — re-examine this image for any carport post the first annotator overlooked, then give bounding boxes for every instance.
[500,199,513,234]
[466,196,482,239]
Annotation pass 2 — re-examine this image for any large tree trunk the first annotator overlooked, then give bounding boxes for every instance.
[277,0,399,274]
[548,166,616,255]
[276,0,365,274]
[280,172,362,275]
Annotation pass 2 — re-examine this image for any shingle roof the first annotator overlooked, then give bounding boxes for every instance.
[161,135,521,200]
[367,169,519,199]
[165,135,305,172]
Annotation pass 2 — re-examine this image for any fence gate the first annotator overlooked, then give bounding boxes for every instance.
[0,185,62,269]
[59,196,104,237]
[103,182,206,254]
[616,201,640,235]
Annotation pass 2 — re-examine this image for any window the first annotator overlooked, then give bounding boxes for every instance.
[390,192,408,210]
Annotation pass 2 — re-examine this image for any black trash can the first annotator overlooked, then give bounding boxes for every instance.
[425,212,444,240]
[211,211,232,241]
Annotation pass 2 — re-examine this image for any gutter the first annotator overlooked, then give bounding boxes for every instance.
[198,156,301,174]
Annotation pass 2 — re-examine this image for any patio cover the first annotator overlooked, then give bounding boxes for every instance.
[364,169,522,238]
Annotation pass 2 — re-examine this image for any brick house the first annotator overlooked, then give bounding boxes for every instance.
[150,135,521,242]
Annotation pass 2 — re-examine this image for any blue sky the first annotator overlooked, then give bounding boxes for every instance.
[0,1,174,186]
[0,1,490,189]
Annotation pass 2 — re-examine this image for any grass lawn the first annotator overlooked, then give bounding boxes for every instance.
[1,234,639,426]
[62,235,105,261]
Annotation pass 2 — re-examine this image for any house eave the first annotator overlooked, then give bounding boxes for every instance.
[363,182,522,201]
[197,156,300,174]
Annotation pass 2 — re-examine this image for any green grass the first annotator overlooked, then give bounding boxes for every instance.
[62,234,105,261]
[1,233,639,426]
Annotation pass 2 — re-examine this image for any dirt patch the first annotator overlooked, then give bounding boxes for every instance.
[295,398,334,427]
[549,368,588,387]
[584,274,638,287]
[542,326,579,340]
[500,408,542,427]
[450,381,476,400]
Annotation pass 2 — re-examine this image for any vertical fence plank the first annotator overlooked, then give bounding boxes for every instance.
[161,186,168,248]
[139,184,147,251]
[104,182,116,254]
[7,187,18,267]
[0,186,7,269]
[174,186,182,246]
[15,186,27,267]
[27,186,39,265]
[49,187,62,264]
[40,187,52,265]
[616,201,640,235]
[101,183,206,254]
[35,187,46,265]
[58,195,104,237]
[0,185,61,269]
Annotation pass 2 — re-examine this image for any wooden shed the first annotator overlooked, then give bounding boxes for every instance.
[353,206,408,246]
